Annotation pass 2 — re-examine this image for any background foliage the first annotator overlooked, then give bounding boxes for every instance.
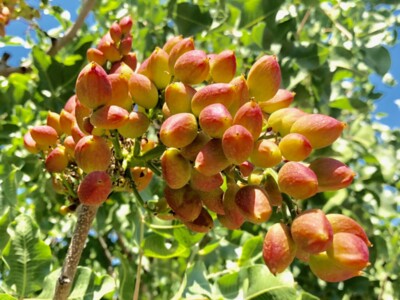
[0,0,399,299]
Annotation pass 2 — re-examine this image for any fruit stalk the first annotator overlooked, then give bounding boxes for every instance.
[53,204,99,300]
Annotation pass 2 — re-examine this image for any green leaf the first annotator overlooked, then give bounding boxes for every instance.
[174,3,212,36]
[2,214,52,298]
[142,233,190,259]
[0,165,19,210]
[0,294,18,300]
[173,226,204,248]
[0,209,11,253]
[182,261,212,299]
[116,257,135,300]
[238,236,263,267]
[251,23,266,48]
[363,46,391,76]
[216,264,296,300]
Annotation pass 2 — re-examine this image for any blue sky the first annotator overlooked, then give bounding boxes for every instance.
[1,2,399,128]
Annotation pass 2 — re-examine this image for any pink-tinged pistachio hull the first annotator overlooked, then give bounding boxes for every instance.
[277,162,318,200]
[164,185,203,222]
[209,50,236,83]
[183,207,214,233]
[74,135,112,173]
[326,214,372,246]
[59,109,77,135]
[23,131,40,154]
[107,73,133,110]
[194,138,230,176]
[130,167,153,191]
[45,146,69,173]
[291,209,333,254]
[235,185,272,224]
[238,161,254,178]
[86,48,106,66]
[122,52,138,71]
[199,187,225,215]
[222,125,254,165]
[97,33,121,62]
[162,35,183,54]
[75,62,112,109]
[218,183,244,229]
[199,103,233,138]
[30,125,58,147]
[233,101,263,140]
[168,37,195,73]
[326,232,370,270]
[229,75,250,116]
[191,83,237,116]
[290,114,346,149]
[180,132,211,161]
[77,171,112,206]
[309,252,363,283]
[279,133,312,161]
[250,140,282,168]
[90,105,129,129]
[118,111,150,139]
[165,82,196,114]
[46,111,62,135]
[309,157,355,192]
[160,113,198,148]
[263,223,297,275]
[63,135,76,159]
[259,89,295,114]
[267,107,307,136]
[138,47,171,89]
[74,100,92,134]
[247,55,281,102]
[174,50,210,85]
[190,169,223,192]
[128,73,158,109]
[263,173,283,207]
[161,148,192,189]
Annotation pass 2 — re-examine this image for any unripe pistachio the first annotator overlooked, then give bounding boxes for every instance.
[235,185,272,224]
[162,35,183,54]
[279,133,312,161]
[30,125,58,147]
[71,123,86,143]
[229,75,250,116]
[109,22,122,43]
[290,114,346,149]
[75,62,112,109]
[128,73,158,109]
[277,162,318,200]
[194,138,230,176]
[130,167,153,191]
[118,111,150,139]
[138,47,171,89]
[23,131,40,154]
[259,89,295,114]
[180,131,211,161]
[59,109,77,136]
[121,52,138,71]
[199,103,233,138]
[90,105,129,129]
[247,55,281,102]
[291,209,333,254]
[218,183,244,230]
[326,232,369,270]
[63,135,76,159]
[97,33,121,62]
[191,83,237,116]
[107,73,133,110]
[263,173,283,207]
[267,108,306,136]
[250,140,282,168]
[64,95,77,113]
[238,161,254,177]
[74,135,112,173]
[165,82,196,114]
[183,207,214,233]
[310,252,362,282]
[168,37,195,74]
[77,171,112,206]
[174,50,210,85]
[326,214,372,247]
[263,223,297,275]
[209,50,236,83]
[45,145,69,173]
[46,111,62,135]
[190,169,223,192]
[161,148,192,189]
[119,16,133,34]
[165,185,203,222]
[222,125,254,165]
[87,48,107,66]
[160,113,198,148]
[233,101,263,140]
[309,157,355,192]
[74,100,92,134]
[198,187,225,215]
[119,35,132,55]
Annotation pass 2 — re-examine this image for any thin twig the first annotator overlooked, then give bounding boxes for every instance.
[53,204,98,300]
[47,0,96,56]
[296,9,311,39]
[98,235,115,275]
[133,209,145,300]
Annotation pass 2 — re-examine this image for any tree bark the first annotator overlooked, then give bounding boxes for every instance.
[53,204,98,300]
